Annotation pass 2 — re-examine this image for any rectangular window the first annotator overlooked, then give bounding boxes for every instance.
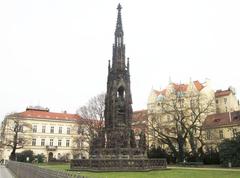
[66,140,70,147]
[206,130,211,140]
[19,125,23,132]
[41,139,45,146]
[216,99,218,104]
[18,138,23,145]
[233,129,237,137]
[67,127,70,134]
[59,127,62,134]
[167,115,170,122]
[32,138,36,146]
[33,125,37,133]
[42,126,46,133]
[194,128,197,134]
[77,140,82,148]
[219,130,224,139]
[77,127,81,134]
[50,126,54,134]
[224,98,227,104]
[78,127,85,135]
[50,139,53,146]
[58,140,62,147]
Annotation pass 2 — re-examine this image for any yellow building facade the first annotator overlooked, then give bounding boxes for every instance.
[215,87,240,113]
[0,106,89,161]
[147,80,240,151]
[202,111,240,149]
[147,80,216,149]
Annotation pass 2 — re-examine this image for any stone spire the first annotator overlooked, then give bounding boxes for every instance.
[115,3,123,46]
[112,3,125,71]
[104,4,133,151]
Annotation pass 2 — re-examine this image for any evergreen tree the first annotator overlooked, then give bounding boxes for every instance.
[219,133,240,167]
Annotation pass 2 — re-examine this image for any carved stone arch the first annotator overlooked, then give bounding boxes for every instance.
[116,79,127,97]
[117,86,125,98]
[117,79,126,89]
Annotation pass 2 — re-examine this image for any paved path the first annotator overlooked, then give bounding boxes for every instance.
[169,166,240,172]
[0,165,15,178]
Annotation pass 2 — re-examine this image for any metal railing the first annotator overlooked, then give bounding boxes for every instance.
[6,161,90,178]
[46,145,58,151]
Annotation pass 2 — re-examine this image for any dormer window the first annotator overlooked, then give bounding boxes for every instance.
[214,118,220,122]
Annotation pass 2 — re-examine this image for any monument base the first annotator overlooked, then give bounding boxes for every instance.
[70,158,167,171]
[90,147,147,159]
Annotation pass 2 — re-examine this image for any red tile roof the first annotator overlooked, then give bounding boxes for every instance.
[172,83,188,92]
[154,89,166,96]
[154,80,204,96]
[18,108,81,121]
[193,80,205,91]
[203,111,240,129]
[215,90,231,97]
[153,90,161,95]
[132,110,148,133]
[132,110,148,122]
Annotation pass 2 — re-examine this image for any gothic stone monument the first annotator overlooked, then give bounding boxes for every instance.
[71,4,167,171]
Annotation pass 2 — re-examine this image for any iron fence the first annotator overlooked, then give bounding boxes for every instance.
[6,160,94,178]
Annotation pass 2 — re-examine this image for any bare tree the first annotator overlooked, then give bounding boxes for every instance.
[74,93,105,156]
[148,88,215,162]
[1,115,31,160]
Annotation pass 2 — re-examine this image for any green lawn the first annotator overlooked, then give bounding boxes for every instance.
[39,163,240,178]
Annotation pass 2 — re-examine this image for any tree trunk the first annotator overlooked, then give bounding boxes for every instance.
[9,147,16,160]
[177,136,185,162]
[189,132,198,160]
[10,131,18,160]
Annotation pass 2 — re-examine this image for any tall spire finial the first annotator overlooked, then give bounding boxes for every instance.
[115,3,123,32]
[114,3,124,47]
[117,3,122,11]
[112,4,125,71]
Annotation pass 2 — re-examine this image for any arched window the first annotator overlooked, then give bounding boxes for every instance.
[117,86,125,98]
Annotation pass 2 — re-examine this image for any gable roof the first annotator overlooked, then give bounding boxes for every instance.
[154,80,204,96]
[132,110,148,122]
[16,107,81,121]
[193,80,205,91]
[132,110,148,132]
[203,111,240,129]
[215,90,231,97]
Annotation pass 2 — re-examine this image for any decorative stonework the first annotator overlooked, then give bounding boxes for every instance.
[71,4,166,171]
[90,3,144,159]
[71,159,167,171]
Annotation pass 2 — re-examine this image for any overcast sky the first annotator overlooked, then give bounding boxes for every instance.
[0,0,240,121]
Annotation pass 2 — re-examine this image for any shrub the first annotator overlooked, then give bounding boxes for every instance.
[219,133,240,167]
[35,153,45,163]
[147,146,176,163]
[16,150,34,162]
[202,149,220,165]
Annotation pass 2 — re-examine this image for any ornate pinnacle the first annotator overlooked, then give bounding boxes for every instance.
[116,4,123,30]
[117,3,122,11]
